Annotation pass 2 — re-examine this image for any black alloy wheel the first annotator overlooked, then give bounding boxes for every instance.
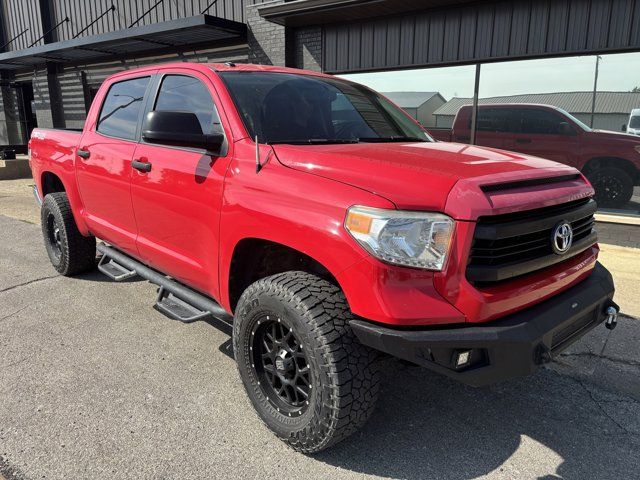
[45,211,63,262]
[587,166,634,208]
[252,315,311,417]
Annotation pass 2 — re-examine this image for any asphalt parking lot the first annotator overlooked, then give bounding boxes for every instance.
[1,186,640,479]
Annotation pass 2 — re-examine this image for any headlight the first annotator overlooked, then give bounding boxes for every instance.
[634,145,640,154]
[345,206,454,270]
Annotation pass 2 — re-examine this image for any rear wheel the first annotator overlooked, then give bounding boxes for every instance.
[41,192,96,276]
[233,271,380,453]
[586,167,634,208]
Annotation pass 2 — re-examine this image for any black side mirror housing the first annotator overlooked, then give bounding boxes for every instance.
[142,111,224,152]
[558,121,575,136]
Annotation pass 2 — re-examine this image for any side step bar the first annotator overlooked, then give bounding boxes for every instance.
[97,243,233,326]
[98,255,138,281]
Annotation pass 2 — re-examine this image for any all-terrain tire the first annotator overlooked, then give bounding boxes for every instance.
[41,192,96,276]
[586,166,634,208]
[233,271,380,453]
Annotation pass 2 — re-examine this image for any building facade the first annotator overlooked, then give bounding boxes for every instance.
[1,0,640,148]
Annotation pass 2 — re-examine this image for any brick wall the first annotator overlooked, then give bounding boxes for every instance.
[293,27,322,71]
[0,82,25,144]
[246,0,286,66]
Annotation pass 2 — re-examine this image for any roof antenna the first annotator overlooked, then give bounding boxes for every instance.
[255,135,271,174]
[256,135,263,173]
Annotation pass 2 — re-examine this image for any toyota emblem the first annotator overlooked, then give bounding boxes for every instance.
[551,221,573,255]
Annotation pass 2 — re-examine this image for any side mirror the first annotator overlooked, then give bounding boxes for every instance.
[558,121,574,135]
[142,111,223,152]
[622,124,627,132]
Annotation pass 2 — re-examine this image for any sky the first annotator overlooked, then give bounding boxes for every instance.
[339,51,640,101]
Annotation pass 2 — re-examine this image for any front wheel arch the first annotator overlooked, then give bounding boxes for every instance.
[581,156,638,183]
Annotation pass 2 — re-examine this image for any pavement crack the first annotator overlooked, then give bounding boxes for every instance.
[0,274,58,294]
[558,350,640,368]
[0,306,27,322]
[575,377,637,436]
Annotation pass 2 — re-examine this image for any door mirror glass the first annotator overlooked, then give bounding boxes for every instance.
[622,124,627,131]
[142,111,224,151]
[558,121,574,135]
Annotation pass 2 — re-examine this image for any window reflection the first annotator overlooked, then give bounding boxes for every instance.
[97,77,149,140]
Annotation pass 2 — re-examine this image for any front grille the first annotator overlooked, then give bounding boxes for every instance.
[467,198,598,285]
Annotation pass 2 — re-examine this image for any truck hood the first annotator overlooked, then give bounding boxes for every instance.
[588,129,640,142]
[272,141,590,219]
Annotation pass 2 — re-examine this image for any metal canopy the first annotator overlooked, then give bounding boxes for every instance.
[0,15,246,71]
[258,0,469,26]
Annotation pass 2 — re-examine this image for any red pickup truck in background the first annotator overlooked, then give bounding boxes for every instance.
[29,63,617,453]
[428,103,640,208]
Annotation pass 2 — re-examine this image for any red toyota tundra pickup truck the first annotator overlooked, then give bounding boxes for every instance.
[428,103,640,208]
[29,63,618,453]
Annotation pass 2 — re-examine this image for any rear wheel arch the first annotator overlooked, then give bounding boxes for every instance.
[227,238,341,312]
[41,171,66,196]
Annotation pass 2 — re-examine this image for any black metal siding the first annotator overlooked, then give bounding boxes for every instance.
[323,0,640,73]
[1,0,44,51]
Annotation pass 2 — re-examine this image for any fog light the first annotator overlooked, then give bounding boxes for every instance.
[455,350,471,368]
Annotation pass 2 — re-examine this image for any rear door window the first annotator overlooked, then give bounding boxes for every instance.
[474,108,520,133]
[97,76,150,140]
[153,74,221,135]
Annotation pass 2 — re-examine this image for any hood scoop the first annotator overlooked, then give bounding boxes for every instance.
[480,174,581,193]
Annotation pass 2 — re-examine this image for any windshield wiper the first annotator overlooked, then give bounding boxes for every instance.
[269,138,360,145]
[358,136,428,143]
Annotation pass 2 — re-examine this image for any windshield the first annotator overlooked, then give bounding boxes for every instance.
[218,71,431,144]
[630,115,640,128]
[556,107,591,131]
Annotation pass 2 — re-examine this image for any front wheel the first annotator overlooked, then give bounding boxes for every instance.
[586,166,634,208]
[233,271,380,453]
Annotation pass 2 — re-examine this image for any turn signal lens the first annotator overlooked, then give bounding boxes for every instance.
[345,211,373,234]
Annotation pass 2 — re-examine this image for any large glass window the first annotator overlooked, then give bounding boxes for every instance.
[97,76,149,140]
[339,55,640,217]
[219,71,430,144]
[154,75,221,134]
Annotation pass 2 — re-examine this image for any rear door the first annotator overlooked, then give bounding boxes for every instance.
[76,74,153,254]
[471,107,518,150]
[130,69,232,299]
[504,108,579,166]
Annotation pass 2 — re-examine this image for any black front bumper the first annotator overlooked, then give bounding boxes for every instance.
[350,262,616,387]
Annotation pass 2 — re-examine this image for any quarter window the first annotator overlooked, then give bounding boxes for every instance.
[97,76,150,140]
[154,75,220,135]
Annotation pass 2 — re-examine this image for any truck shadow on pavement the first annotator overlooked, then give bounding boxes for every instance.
[315,359,640,480]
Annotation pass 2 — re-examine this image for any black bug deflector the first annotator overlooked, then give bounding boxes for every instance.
[350,262,616,387]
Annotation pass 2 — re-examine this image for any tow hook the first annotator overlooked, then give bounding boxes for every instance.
[605,305,619,330]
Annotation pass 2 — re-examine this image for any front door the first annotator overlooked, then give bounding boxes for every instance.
[130,70,231,299]
[75,75,152,254]
[503,108,579,167]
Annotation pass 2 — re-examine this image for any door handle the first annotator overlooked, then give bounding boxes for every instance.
[77,148,90,159]
[515,138,532,144]
[132,159,152,173]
